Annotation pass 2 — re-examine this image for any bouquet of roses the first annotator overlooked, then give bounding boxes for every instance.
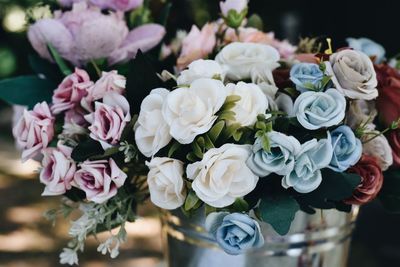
[2,0,400,264]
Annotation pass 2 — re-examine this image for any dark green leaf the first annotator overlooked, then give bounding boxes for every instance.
[295,169,361,212]
[259,191,300,235]
[230,198,249,212]
[89,146,121,160]
[126,50,163,114]
[71,138,104,162]
[28,54,64,83]
[157,2,172,26]
[48,44,72,76]
[0,75,56,108]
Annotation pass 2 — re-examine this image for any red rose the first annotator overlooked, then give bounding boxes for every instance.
[388,130,400,168]
[345,155,384,205]
[273,69,292,90]
[375,64,400,127]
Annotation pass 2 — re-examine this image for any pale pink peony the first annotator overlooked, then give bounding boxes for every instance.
[40,143,76,196]
[90,0,143,12]
[177,23,217,70]
[52,68,93,115]
[12,102,55,162]
[85,92,131,149]
[74,158,127,203]
[28,3,165,66]
[220,0,248,17]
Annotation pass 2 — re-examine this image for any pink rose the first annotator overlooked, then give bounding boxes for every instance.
[28,3,165,66]
[74,158,127,203]
[85,92,131,149]
[52,68,93,115]
[40,143,76,196]
[12,102,55,162]
[90,0,143,12]
[84,71,126,107]
[177,23,217,70]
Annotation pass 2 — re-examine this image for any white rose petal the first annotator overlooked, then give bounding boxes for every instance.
[216,42,280,82]
[135,88,172,157]
[187,144,259,208]
[146,157,186,210]
[226,82,268,126]
[177,59,226,85]
[162,78,227,144]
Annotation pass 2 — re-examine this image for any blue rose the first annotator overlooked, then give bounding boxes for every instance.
[347,37,386,64]
[247,131,301,177]
[293,88,346,130]
[328,125,362,172]
[290,63,324,92]
[282,137,333,193]
[205,212,264,255]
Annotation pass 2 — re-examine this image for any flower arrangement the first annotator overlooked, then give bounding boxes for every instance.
[1,0,400,264]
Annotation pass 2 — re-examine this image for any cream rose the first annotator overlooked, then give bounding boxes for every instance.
[226,82,268,126]
[135,88,172,157]
[187,144,259,208]
[162,78,226,144]
[362,134,393,171]
[328,50,378,100]
[177,59,226,85]
[216,42,280,81]
[146,157,186,210]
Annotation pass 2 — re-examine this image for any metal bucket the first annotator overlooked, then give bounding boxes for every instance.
[162,207,358,267]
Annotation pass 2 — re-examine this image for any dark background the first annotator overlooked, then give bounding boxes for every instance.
[1,0,400,266]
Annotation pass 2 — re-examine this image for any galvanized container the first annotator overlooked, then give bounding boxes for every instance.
[162,207,358,267]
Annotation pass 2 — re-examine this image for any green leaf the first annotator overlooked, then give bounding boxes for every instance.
[168,141,181,158]
[232,129,243,141]
[0,75,56,108]
[230,198,249,212]
[295,169,361,212]
[186,152,198,162]
[126,50,163,114]
[208,121,225,143]
[158,2,172,26]
[48,44,72,76]
[89,146,121,160]
[259,191,299,235]
[192,141,203,159]
[71,138,104,162]
[260,134,271,152]
[379,170,400,213]
[205,204,217,216]
[184,191,201,211]
[225,95,241,103]
[246,14,264,30]
[203,134,215,150]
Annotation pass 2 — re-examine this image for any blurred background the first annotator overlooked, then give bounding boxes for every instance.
[1,0,400,266]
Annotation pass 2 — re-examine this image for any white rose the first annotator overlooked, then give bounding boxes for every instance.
[135,88,172,157]
[362,134,393,171]
[162,78,227,144]
[146,157,187,210]
[226,82,268,126]
[187,144,259,208]
[177,59,226,85]
[216,42,280,81]
[328,50,378,100]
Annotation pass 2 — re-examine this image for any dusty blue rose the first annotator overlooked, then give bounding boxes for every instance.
[247,131,301,177]
[346,37,386,64]
[282,137,333,193]
[206,212,264,255]
[328,125,362,172]
[293,89,346,130]
[290,63,324,92]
